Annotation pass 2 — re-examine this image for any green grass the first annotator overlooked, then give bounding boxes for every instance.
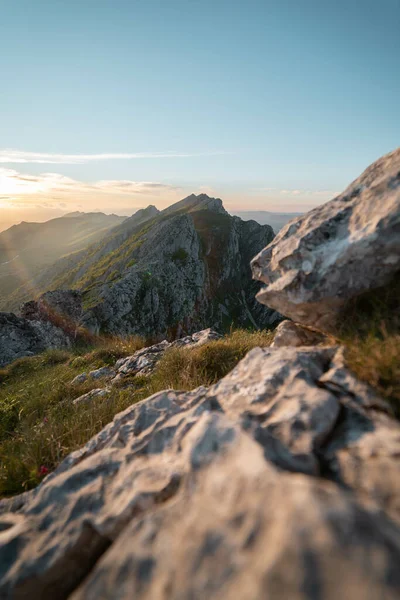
[0,328,273,497]
[337,276,400,416]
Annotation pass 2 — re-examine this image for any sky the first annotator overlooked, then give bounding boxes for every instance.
[0,0,399,231]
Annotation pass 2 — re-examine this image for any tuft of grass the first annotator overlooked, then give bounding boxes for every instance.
[151,329,273,390]
[0,328,272,497]
[337,275,400,416]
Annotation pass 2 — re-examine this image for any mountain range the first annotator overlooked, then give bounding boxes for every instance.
[0,212,125,310]
[1,194,281,336]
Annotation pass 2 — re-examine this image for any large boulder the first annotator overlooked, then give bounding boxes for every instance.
[1,345,400,598]
[0,312,70,367]
[251,148,400,330]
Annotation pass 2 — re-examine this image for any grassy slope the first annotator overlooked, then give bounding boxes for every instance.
[0,329,273,496]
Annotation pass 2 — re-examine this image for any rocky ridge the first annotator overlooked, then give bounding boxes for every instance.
[35,194,278,337]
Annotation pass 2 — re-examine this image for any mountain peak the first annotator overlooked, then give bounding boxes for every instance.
[162,193,228,216]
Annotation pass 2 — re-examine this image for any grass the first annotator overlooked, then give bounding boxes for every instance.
[0,328,273,497]
[337,276,400,416]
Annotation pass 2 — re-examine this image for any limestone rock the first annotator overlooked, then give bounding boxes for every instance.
[251,148,400,330]
[114,329,222,380]
[271,319,331,348]
[72,388,111,406]
[1,345,400,598]
[0,312,70,367]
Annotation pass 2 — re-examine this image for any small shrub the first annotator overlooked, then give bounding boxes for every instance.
[172,248,188,263]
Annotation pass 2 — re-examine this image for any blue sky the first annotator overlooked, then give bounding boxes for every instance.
[0,0,399,228]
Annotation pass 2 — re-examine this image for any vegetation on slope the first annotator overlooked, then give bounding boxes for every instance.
[0,329,273,497]
[338,275,400,417]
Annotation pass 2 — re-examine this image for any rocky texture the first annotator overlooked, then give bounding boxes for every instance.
[21,195,279,337]
[271,319,331,348]
[21,289,83,332]
[1,345,400,598]
[71,367,116,386]
[252,148,400,330]
[0,312,70,367]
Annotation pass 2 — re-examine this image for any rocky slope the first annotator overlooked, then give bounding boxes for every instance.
[0,212,126,311]
[25,195,278,337]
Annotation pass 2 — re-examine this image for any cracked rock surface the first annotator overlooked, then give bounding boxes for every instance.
[1,345,400,599]
[251,148,400,330]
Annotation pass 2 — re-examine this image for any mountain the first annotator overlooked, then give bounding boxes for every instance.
[13,195,278,336]
[0,212,126,310]
[232,210,303,232]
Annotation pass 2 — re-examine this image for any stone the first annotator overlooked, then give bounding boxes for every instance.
[251,148,400,330]
[114,329,222,380]
[0,312,70,367]
[21,289,83,327]
[72,388,111,406]
[271,319,331,348]
[89,367,116,381]
[71,372,88,385]
[1,345,400,598]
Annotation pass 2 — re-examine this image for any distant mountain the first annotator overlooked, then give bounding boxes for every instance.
[11,195,279,336]
[232,211,303,233]
[0,212,126,310]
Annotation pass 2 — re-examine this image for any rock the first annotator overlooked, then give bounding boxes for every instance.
[1,345,400,598]
[20,290,83,336]
[251,148,400,330]
[0,312,70,367]
[171,327,222,348]
[89,367,116,381]
[114,329,222,381]
[71,372,88,385]
[72,388,111,406]
[271,319,331,348]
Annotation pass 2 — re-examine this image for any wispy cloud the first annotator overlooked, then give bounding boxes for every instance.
[0,149,227,165]
[0,167,182,199]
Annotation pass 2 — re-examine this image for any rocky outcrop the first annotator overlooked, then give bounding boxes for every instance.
[21,289,82,332]
[0,312,70,367]
[1,345,400,598]
[251,148,400,330]
[71,329,222,393]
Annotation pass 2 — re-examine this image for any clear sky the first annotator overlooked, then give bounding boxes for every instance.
[0,0,399,230]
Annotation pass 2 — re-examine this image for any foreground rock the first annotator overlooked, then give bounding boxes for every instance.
[0,312,70,367]
[1,345,400,599]
[252,148,400,330]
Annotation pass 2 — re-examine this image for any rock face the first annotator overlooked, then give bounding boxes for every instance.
[0,312,70,367]
[1,345,400,598]
[21,289,82,330]
[251,148,400,330]
[24,195,278,337]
